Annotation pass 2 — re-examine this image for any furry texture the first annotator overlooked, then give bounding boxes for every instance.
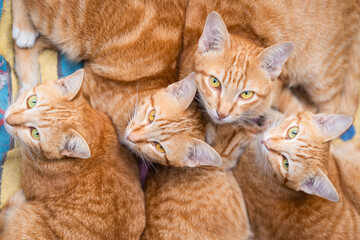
[180,0,360,125]
[1,71,145,239]
[234,112,359,239]
[141,123,252,240]
[12,0,187,142]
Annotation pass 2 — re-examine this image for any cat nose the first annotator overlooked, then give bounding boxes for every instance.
[217,111,228,120]
[126,132,140,144]
[5,114,17,126]
[126,134,135,143]
[261,140,270,150]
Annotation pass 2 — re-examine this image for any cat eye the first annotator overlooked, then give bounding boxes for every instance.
[287,126,299,139]
[240,91,254,99]
[149,109,156,123]
[27,95,37,108]
[154,142,165,153]
[209,76,221,89]
[31,128,40,140]
[282,156,289,170]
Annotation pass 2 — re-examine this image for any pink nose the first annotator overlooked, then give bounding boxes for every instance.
[217,111,228,120]
[5,114,16,126]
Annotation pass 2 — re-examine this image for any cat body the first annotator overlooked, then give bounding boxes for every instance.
[115,74,251,240]
[1,71,145,239]
[234,112,359,239]
[142,165,251,240]
[180,0,360,124]
[142,123,253,240]
[12,0,186,140]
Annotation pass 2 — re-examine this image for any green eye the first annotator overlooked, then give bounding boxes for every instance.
[31,128,40,140]
[282,156,289,170]
[240,91,254,99]
[209,76,221,88]
[288,126,299,139]
[27,95,37,108]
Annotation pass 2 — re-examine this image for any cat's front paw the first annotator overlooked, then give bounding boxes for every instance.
[12,25,38,48]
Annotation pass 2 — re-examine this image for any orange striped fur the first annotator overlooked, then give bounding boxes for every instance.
[180,0,360,125]
[141,122,252,240]
[1,71,145,239]
[234,112,359,239]
[12,0,187,145]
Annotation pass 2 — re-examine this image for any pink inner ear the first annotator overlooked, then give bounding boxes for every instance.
[56,69,84,100]
[198,12,230,53]
[185,138,222,168]
[313,114,353,141]
[165,72,197,109]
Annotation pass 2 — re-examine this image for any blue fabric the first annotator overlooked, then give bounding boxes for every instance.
[0,56,12,153]
[340,124,356,141]
[0,0,3,20]
[58,53,84,78]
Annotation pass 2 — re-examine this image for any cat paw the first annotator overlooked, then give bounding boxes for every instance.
[12,25,38,48]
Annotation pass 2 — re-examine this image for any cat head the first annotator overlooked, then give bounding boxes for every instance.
[4,70,91,160]
[194,11,294,124]
[123,73,222,168]
[260,111,353,202]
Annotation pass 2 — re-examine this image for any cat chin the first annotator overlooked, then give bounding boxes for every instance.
[211,117,234,124]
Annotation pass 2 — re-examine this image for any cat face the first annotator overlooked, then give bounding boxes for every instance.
[4,70,91,160]
[124,73,222,168]
[260,111,352,202]
[194,12,294,125]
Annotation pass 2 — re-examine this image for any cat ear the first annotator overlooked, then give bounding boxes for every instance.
[56,69,84,100]
[61,130,91,159]
[183,138,222,167]
[257,42,294,80]
[197,11,230,54]
[313,114,353,142]
[165,72,197,109]
[300,169,339,202]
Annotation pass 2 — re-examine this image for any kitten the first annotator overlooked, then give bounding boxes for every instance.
[120,73,251,239]
[234,111,360,239]
[12,0,187,144]
[1,70,145,239]
[123,72,222,168]
[180,0,360,123]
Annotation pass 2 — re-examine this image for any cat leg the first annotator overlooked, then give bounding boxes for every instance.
[12,0,38,48]
[14,37,52,95]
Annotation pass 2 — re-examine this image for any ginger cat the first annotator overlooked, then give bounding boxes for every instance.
[180,0,360,124]
[118,73,251,239]
[234,111,360,239]
[140,129,252,240]
[12,0,187,144]
[123,72,222,168]
[1,70,145,239]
